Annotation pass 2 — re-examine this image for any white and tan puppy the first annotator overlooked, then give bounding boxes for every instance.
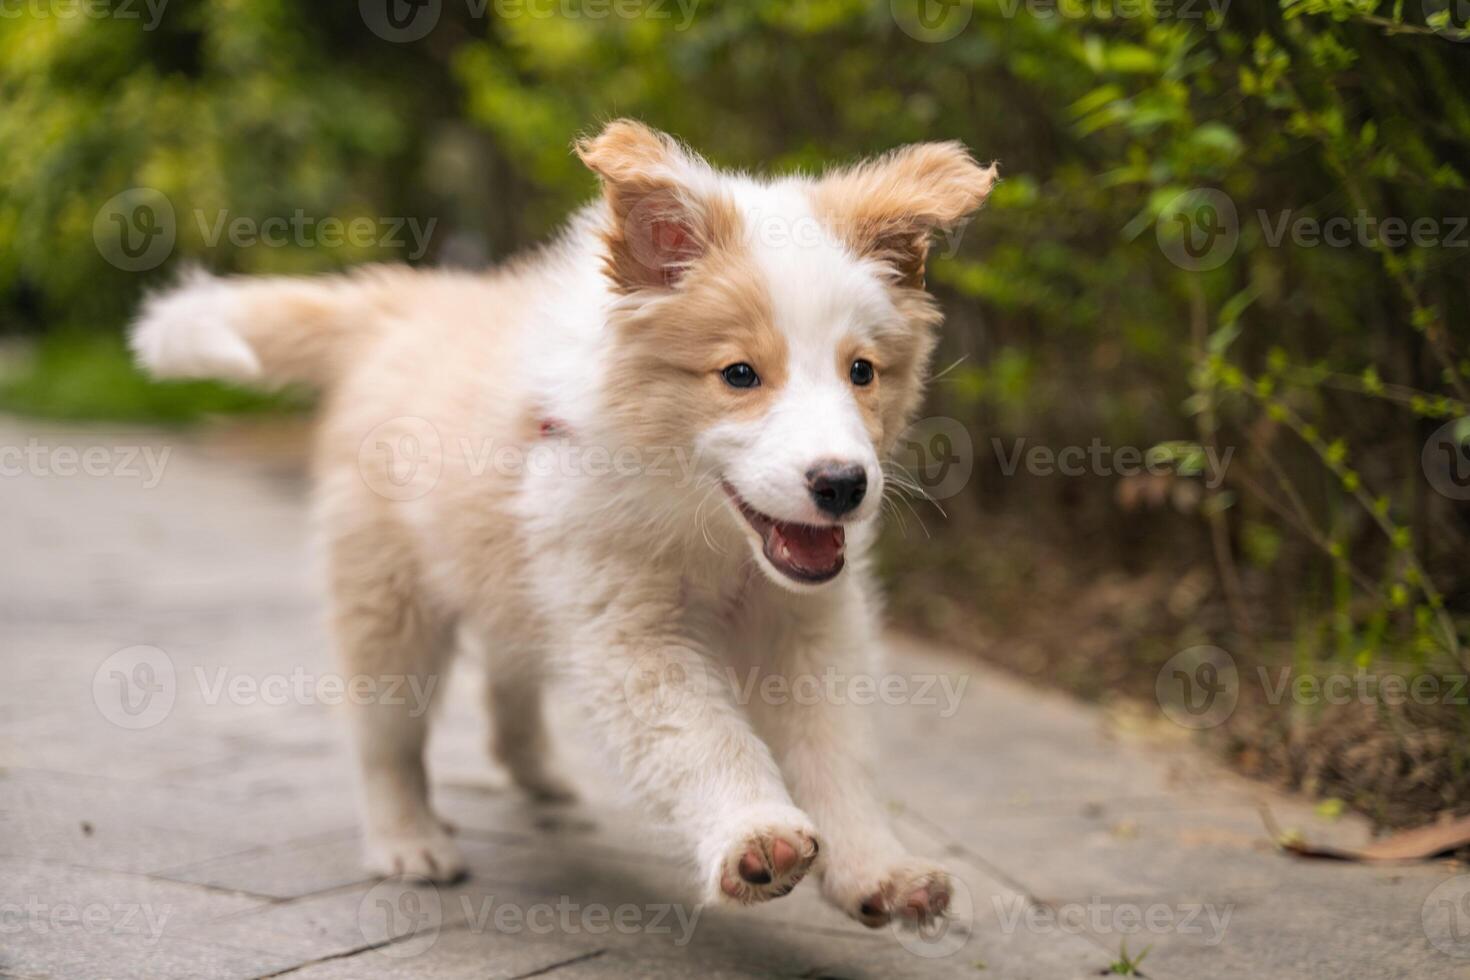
[130,121,996,928]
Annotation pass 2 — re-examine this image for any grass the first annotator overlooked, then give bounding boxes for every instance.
[1106,940,1151,976]
[0,333,306,424]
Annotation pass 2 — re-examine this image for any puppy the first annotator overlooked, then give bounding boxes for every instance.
[130,120,996,928]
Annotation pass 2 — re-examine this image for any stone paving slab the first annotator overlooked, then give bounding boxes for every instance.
[3,417,1469,979]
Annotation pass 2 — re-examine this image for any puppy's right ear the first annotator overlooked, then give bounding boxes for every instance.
[575,119,738,292]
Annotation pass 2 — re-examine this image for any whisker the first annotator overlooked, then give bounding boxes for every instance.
[927,353,969,383]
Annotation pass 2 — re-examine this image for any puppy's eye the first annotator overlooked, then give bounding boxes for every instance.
[721,363,760,389]
[849,359,875,386]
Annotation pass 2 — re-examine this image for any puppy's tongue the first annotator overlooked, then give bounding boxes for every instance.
[768,521,845,576]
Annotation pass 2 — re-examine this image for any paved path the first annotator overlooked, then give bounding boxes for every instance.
[2,418,1466,979]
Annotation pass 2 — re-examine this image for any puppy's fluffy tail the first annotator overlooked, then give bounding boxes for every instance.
[130,266,393,389]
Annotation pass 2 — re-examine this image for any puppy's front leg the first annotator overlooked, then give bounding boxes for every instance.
[569,601,819,905]
[752,623,952,929]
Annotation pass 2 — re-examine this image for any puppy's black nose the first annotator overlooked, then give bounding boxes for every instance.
[807,463,867,517]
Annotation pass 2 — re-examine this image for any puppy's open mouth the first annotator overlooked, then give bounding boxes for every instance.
[723,483,845,584]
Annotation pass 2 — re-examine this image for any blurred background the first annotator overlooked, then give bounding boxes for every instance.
[2,0,1468,832]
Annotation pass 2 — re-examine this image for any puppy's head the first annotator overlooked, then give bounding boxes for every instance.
[578,120,996,591]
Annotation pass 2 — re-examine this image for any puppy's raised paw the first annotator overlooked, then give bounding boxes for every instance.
[707,807,820,905]
[828,860,951,929]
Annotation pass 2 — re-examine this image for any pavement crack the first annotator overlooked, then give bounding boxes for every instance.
[505,948,608,979]
[248,923,471,979]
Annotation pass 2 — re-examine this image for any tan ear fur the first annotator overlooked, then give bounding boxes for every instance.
[811,142,998,288]
[575,119,740,292]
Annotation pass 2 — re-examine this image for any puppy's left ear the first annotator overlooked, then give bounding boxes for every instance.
[812,142,998,288]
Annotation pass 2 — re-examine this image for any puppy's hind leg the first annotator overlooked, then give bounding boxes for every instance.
[332,529,464,882]
[483,651,578,804]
